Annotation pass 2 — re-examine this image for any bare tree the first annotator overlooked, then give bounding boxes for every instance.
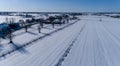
[49,16,55,28]
[57,16,63,26]
[6,18,15,43]
[19,19,25,27]
[24,19,31,32]
[25,24,28,32]
[9,18,15,24]
[64,15,69,23]
[5,17,15,24]
[5,17,9,24]
[37,25,41,33]
[26,19,32,28]
[8,29,14,43]
[40,22,43,28]
[38,19,43,28]
[63,18,65,24]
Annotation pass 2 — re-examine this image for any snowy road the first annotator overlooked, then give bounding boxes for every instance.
[0,15,120,66]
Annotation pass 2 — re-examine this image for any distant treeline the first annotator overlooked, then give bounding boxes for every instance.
[92,12,120,18]
[0,11,89,16]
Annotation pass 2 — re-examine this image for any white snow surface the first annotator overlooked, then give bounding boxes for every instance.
[0,15,120,66]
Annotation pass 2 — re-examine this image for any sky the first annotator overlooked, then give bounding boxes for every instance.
[0,0,120,12]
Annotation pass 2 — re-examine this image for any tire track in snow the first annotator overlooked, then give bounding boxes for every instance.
[39,20,85,66]
[72,23,88,66]
[96,24,115,66]
[97,22,120,66]
[95,22,120,66]
[55,22,86,66]
[101,22,120,48]
[77,22,96,66]
[93,22,109,66]
[61,22,88,66]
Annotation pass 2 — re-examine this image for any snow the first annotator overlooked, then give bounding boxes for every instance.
[62,16,120,66]
[0,15,47,24]
[0,15,32,23]
[0,15,120,66]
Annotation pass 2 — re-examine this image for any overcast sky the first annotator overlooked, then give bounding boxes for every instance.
[0,0,119,12]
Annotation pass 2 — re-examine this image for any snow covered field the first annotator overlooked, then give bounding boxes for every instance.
[0,15,32,23]
[0,15,120,66]
[0,14,47,23]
